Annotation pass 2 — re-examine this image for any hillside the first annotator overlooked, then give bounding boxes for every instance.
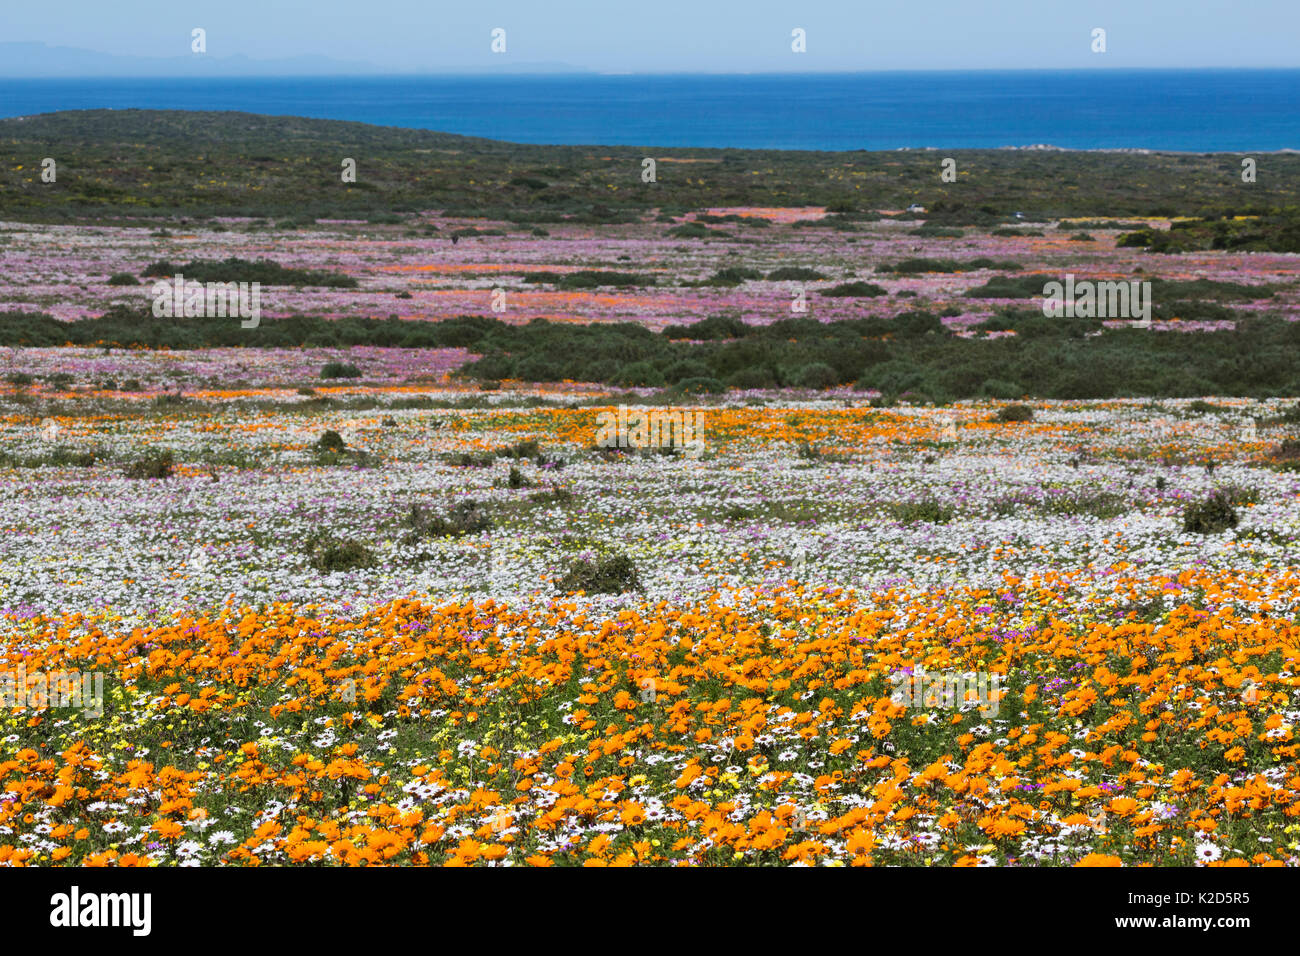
[3,109,1300,221]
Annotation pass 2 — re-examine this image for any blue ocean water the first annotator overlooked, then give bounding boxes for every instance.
[1,71,1297,151]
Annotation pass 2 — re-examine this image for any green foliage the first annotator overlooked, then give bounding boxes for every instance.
[503,466,534,489]
[4,110,1299,224]
[879,257,1021,274]
[667,222,711,238]
[528,486,574,505]
[0,445,107,468]
[556,553,642,594]
[823,281,888,298]
[1118,211,1300,254]
[792,362,840,389]
[406,500,492,538]
[890,500,956,524]
[662,315,750,340]
[305,534,376,572]
[1040,491,1130,519]
[107,272,139,286]
[699,267,763,286]
[766,266,828,281]
[123,449,175,479]
[994,404,1035,423]
[494,439,542,460]
[614,361,666,387]
[523,270,655,289]
[141,257,356,287]
[672,376,727,395]
[321,362,362,379]
[316,430,347,452]
[1182,491,1240,535]
[964,275,1049,299]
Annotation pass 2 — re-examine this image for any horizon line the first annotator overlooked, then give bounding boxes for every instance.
[4,65,1300,80]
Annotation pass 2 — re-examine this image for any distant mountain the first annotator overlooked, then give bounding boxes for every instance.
[0,42,593,77]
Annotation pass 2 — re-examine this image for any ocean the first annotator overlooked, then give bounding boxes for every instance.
[1,70,1297,151]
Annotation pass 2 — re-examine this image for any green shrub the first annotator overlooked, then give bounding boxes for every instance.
[614,361,666,388]
[964,275,1047,299]
[1040,491,1130,519]
[494,439,541,460]
[994,404,1035,423]
[443,450,496,468]
[879,258,1020,274]
[981,379,1022,400]
[316,430,347,452]
[556,553,642,594]
[823,281,888,298]
[1182,491,1239,534]
[529,487,574,505]
[142,257,356,288]
[793,362,840,389]
[306,535,376,572]
[321,362,362,379]
[727,366,778,389]
[890,500,956,524]
[662,315,751,340]
[124,449,175,479]
[767,266,827,281]
[672,376,727,395]
[107,272,139,286]
[406,500,492,538]
[503,466,534,489]
[525,270,655,289]
[701,267,763,286]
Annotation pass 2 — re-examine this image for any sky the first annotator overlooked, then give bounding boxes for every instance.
[1,0,1297,73]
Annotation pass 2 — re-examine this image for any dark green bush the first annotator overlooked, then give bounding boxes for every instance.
[767,266,828,281]
[321,362,362,379]
[306,535,376,572]
[1182,492,1239,534]
[406,500,492,538]
[672,376,727,395]
[124,449,175,479]
[823,281,888,298]
[792,362,840,389]
[141,257,356,288]
[701,267,763,286]
[994,404,1035,423]
[667,222,710,238]
[556,553,642,594]
[316,430,347,452]
[890,500,956,524]
[614,361,666,387]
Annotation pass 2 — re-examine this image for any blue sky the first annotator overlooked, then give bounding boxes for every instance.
[2,0,1296,73]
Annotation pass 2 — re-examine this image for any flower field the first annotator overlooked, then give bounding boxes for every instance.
[3,386,1300,866]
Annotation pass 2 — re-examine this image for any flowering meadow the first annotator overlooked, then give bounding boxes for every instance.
[4,120,1300,866]
[2,210,1295,331]
[3,376,1300,867]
